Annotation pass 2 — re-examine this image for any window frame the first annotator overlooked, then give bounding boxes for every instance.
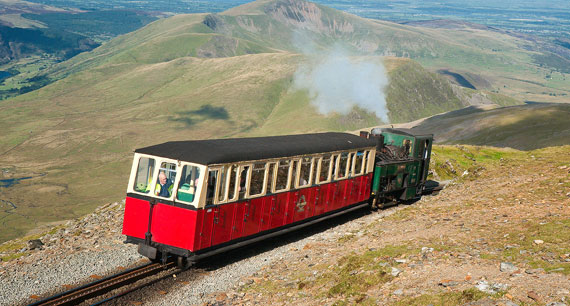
[174,162,207,207]
[273,159,292,193]
[334,152,351,181]
[154,161,179,200]
[246,161,269,198]
[131,155,156,195]
[316,154,333,184]
[205,167,222,206]
[236,164,251,201]
[294,156,314,188]
[351,150,366,176]
[128,153,182,201]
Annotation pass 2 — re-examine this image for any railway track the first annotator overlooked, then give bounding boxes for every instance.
[29,261,177,306]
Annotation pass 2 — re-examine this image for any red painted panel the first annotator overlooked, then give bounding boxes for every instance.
[244,200,263,237]
[193,209,204,251]
[350,177,360,204]
[305,186,316,218]
[260,196,274,231]
[284,191,297,224]
[211,203,235,246]
[122,197,150,239]
[332,181,343,210]
[341,179,352,207]
[364,173,372,199]
[293,187,315,222]
[150,203,197,251]
[313,186,324,216]
[360,176,367,200]
[248,197,264,231]
[198,207,215,250]
[290,191,301,222]
[322,182,334,213]
[231,203,246,241]
[270,192,288,228]
[356,176,365,202]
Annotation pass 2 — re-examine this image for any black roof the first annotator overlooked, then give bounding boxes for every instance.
[135,133,377,165]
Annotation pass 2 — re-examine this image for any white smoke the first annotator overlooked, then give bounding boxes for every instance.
[292,44,390,123]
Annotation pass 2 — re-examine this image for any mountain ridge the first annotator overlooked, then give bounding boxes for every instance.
[0,0,563,244]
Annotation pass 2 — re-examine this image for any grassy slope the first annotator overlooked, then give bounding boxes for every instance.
[0,0,564,242]
[0,53,300,242]
[408,103,570,150]
[0,49,505,242]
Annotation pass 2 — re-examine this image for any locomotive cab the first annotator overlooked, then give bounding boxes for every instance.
[368,128,433,208]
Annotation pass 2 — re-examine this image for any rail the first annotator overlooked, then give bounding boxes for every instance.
[28,261,176,306]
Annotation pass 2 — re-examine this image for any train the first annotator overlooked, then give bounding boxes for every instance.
[122,128,436,267]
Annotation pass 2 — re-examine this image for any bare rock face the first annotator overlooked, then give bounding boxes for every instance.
[264,0,354,35]
[203,14,226,31]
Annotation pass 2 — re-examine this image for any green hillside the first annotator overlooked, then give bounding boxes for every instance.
[0,0,560,243]
[40,0,569,104]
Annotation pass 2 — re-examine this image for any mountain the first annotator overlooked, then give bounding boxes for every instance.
[45,0,569,103]
[0,0,558,243]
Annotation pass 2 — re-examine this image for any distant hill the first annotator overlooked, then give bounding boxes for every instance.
[0,1,157,99]
[390,103,570,151]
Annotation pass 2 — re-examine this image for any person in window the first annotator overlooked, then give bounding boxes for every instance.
[156,171,173,197]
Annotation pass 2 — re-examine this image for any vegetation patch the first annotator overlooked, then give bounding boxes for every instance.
[496,219,570,274]
[393,288,492,306]
[323,252,393,298]
[429,145,521,181]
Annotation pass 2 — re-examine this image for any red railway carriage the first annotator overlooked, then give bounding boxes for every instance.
[122,133,377,263]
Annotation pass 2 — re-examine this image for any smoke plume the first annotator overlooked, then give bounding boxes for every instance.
[292,43,390,123]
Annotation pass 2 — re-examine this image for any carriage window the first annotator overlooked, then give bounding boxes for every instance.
[176,165,201,203]
[133,157,155,193]
[331,154,339,180]
[337,152,350,179]
[219,164,237,202]
[238,165,250,200]
[311,157,319,184]
[317,155,331,184]
[297,157,312,187]
[155,162,177,198]
[274,160,291,192]
[249,162,266,197]
[353,151,365,176]
[206,169,219,205]
[217,166,228,202]
[266,162,275,194]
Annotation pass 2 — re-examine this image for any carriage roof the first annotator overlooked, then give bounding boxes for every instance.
[135,132,377,165]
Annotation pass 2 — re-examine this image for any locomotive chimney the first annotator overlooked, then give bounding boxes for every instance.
[369,128,385,151]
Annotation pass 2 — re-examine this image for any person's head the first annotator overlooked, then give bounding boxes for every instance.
[158,172,167,185]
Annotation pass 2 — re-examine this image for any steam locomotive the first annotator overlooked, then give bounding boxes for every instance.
[122,128,434,266]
